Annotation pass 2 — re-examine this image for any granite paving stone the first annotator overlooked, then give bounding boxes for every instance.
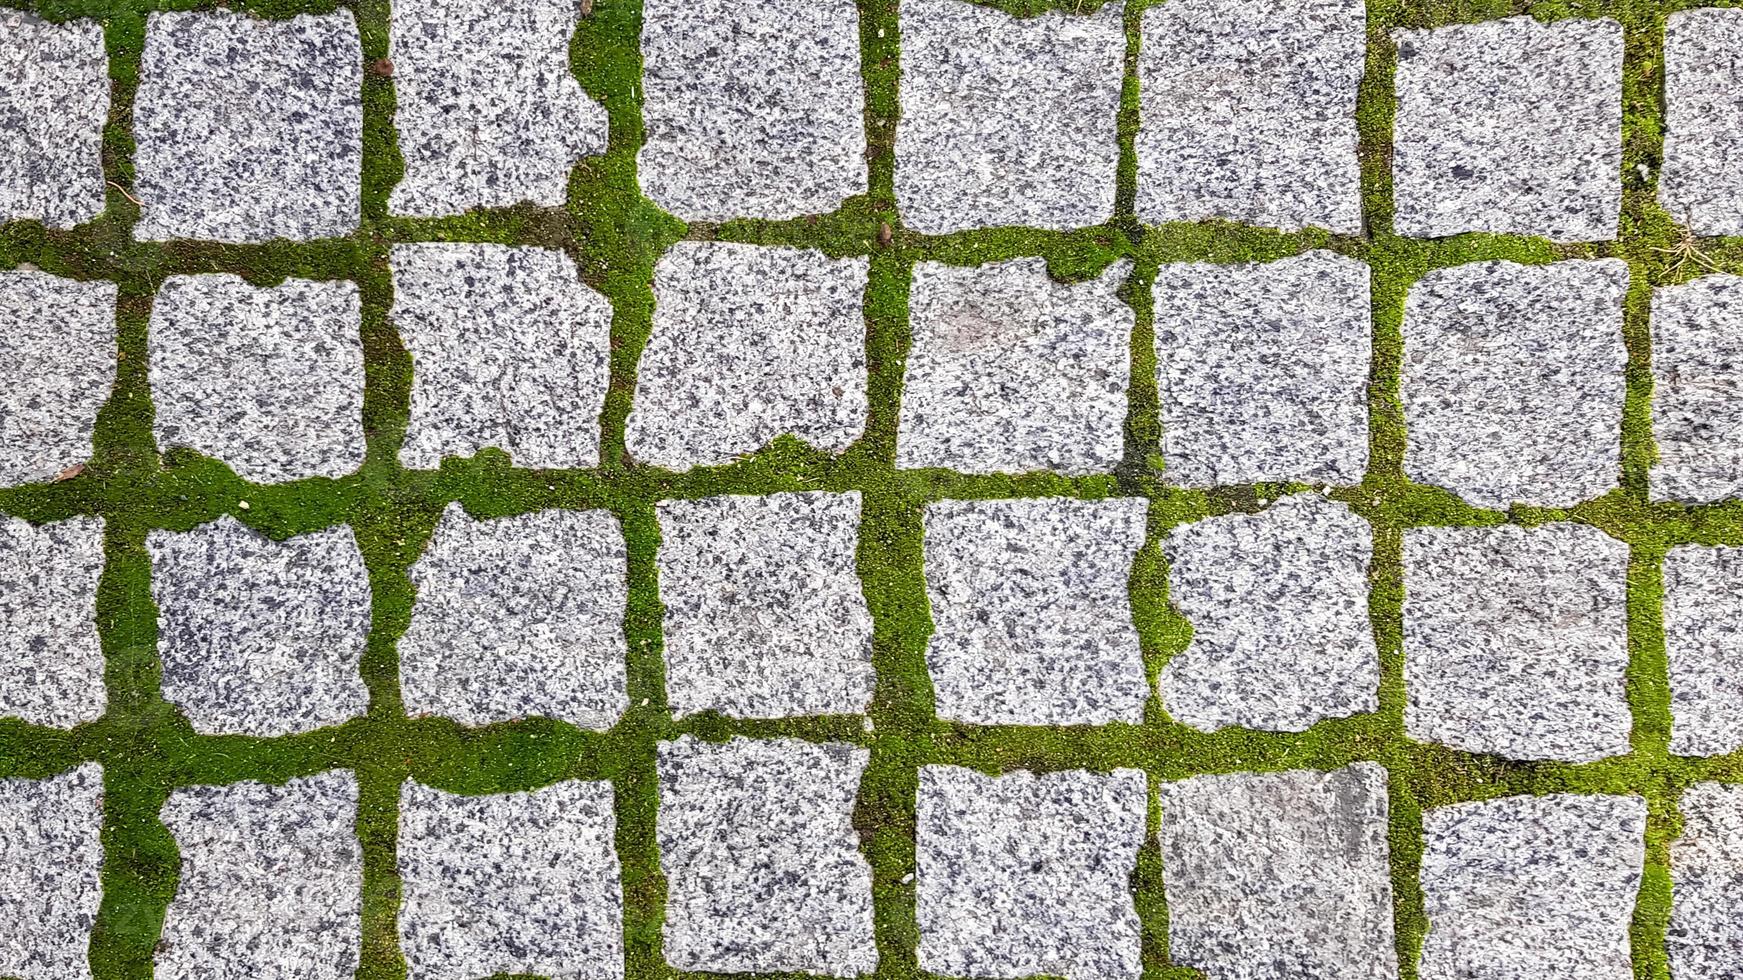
[627,243,868,469]
[922,497,1149,726]
[1159,764,1398,980]
[1419,793,1646,980]
[1160,494,1378,733]
[151,274,365,484]
[1137,0,1365,233]
[133,10,361,242]
[389,0,608,216]
[157,771,362,980]
[391,243,613,470]
[0,12,108,228]
[1402,259,1629,509]
[1663,545,1743,757]
[899,258,1132,475]
[0,271,115,489]
[400,503,628,731]
[1393,16,1623,242]
[399,779,623,980]
[149,516,371,737]
[1659,8,1743,237]
[638,0,866,221]
[0,763,104,980]
[1155,250,1371,486]
[895,0,1124,234]
[0,515,106,729]
[656,736,877,977]
[916,766,1146,980]
[1403,523,1631,763]
[657,492,874,719]
[1668,782,1743,980]
[1651,274,1743,503]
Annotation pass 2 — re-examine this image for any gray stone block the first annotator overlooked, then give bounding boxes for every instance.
[1160,494,1377,733]
[656,492,873,720]
[1403,523,1631,763]
[628,243,868,469]
[1136,0,1365,233]
[923,497,1149,726]
[899,258,1132,475]
[895,0,1124,234]
[638,0,866,221]
[1659,8,1743,237]
[655,736,877,976]
[399,779,623,980]
[1663,545,1743,757]
[157,771,362,980]
[134,10,361,242]
[916,766,1146,980]
[0,11,108,228]
[0,514,106,729]
[149,516,371,737]
[1402,259,1628,509]
[1393,16,1623,242]
[1651,274,1743,503]
[1419,793,1645,980]
[151,274,366,484]
[0,271,115,486]
[389,0,607,216]
[1158,764,1398,980]
[1668,782,1743,980]
[0,763,104,980]
[391,243,612,470]
[1155,250,1371,486]
[400,503,628,731]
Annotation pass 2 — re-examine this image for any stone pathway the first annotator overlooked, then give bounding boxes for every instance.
[2,1,1742,979]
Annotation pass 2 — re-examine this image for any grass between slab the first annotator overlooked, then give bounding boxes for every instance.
[3,0,1743,979]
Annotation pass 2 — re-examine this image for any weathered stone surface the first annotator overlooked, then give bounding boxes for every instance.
[1419,793,1645,980]
[0,12,108,228]
[899,258,1132,475]
[1403,523,1631,763]
[895,0,1124,234]
[1155,250,1370,486]
[916,766,1146,980]
[638,0,865,221]
[389,0,607,216]
[1393,16,1623,242]
[0,763,104,980]
[0,271,115,486]
[1663,545,1743,757]
[1160,494,1377,733]
[1402,259,1628,509]
[134,10,361,242]
[151,274,366,484]
[656,736,876,976]
[1137,0,1365,233]
[1159,765,1398,980]
[1651,274,1743,503]
[627,243,868,469]
[149,516,371,737]
[1659,8,1743,237]
[399,779,623,980]
[158,771,362,980]
[0,515,106,729]
[657,492,873,720]
[391,243,612,470]
[1668,782,1743,980]
[923,497,1149,726]
[400,503,628,731]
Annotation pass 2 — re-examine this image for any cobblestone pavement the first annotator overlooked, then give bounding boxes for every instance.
[2,1,1743,978]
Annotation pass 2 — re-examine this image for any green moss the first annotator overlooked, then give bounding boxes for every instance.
[4,0,1743,979]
